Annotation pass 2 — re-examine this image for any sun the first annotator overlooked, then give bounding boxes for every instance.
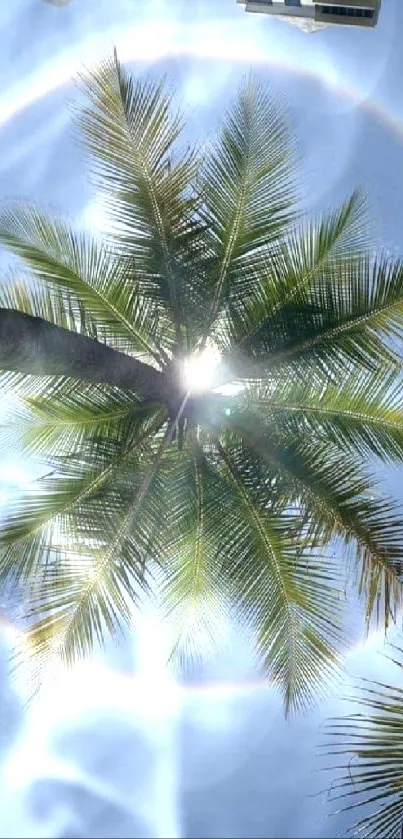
[183,341,222,394]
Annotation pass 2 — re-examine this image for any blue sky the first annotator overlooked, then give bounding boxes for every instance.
[0,0,403,837]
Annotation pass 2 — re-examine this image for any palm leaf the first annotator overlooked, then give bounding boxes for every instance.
[220,189,369,357]
[224,413,403,629]
[17,419,182,693]
[75,50,198,347]
[324,645,403,837]
[0,378,160,456]
[156,437,234,670]
[155,431,344,712]
[198,76,297,339]
[0,408,166,584]
[247,369,403,463]
[0,205,165,364]
[214,437,344,713]
[228,254,403,383]
[1,270,99,339]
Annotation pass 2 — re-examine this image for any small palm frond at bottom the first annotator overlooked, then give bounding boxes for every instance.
[323,644,403,838]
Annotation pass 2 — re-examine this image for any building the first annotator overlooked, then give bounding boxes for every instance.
[237,0,381,31]
[43,0,73,6]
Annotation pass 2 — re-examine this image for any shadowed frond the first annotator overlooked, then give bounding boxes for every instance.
[155,432,345,711]
[213,437,344,713]
[220,189,369,355]
[223,252,403,383]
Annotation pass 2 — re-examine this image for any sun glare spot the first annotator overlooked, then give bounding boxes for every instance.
[0,462,32,488]
[214,382,246,397]
[0,620,27,647]
[183,74,209,105]
[183,342,221,393]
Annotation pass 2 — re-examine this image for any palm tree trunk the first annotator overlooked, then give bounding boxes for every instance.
[0,309,166,401]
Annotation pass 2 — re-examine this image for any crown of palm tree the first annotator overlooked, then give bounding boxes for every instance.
[1,52,403,712]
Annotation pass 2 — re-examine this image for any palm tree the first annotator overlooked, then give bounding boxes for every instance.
[1,52,403,712]
[324,645,403,838]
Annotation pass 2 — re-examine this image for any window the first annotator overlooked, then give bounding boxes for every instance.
[285,0,301,5]
[319,5,374,16]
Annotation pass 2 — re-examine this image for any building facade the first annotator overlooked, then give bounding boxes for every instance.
[237,0,381,30]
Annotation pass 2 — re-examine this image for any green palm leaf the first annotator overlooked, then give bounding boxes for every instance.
[270,253,403,374]
[1,270,99,338]
[324,645,403,837]
[220,188,369,356]
[156,433,344,711]
[152,439,230,669]
[247,369,403,463]
[223,253,403,384]
[224,413,403,628]
[0,206,165,364]
[7,418,176,694]
[0,379,157,456]
[75,50,198,347]
[214,437,344,713]
[0,408,166,583]
[198,77,298,337]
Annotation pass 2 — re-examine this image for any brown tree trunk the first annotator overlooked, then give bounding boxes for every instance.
[0,309,166,402]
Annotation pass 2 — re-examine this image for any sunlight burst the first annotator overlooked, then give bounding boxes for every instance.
[183,342,222,393]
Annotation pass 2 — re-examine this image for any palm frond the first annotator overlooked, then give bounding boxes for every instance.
[247,369,403,464]
[324,645,403,837]
[198,77,297,338]
[1,270,99,339]
[155,430,344,712]
[75,50,198,347]
[152,439,228,669]
[219,189,368,356]
[0,408,166,584]
[0,379,158,456]
[228,253,403,382]
[275,252,403,372]
[0,204,166,364]
[211,437,344,713]
[225,414,403,630]
[16,419,179,689]
[284,187,370,271]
